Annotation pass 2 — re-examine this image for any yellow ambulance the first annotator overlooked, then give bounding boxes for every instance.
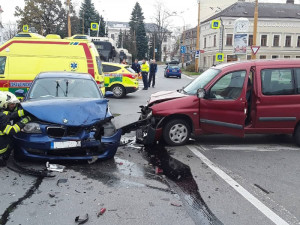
[0,33,105,94]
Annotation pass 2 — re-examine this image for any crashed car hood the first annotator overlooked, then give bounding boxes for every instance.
[148,90,188,105]
[21,98,110,126]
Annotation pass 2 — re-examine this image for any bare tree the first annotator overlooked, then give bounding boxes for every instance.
[152,1,172,60]
[3,22,18,41]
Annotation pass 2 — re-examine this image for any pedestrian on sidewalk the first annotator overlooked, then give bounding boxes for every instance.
[140,59,149,90]
[148,59,157,88]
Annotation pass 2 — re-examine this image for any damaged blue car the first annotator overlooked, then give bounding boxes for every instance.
[14,72,122,161]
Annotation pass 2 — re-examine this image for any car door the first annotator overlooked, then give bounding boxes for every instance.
[253,66,298,131]
[199,70,248,137]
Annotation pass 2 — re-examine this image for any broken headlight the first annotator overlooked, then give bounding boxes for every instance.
[23,122,42,134]
[103,121,116,137]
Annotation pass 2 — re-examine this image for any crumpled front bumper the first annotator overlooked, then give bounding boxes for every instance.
[13,129,122,161]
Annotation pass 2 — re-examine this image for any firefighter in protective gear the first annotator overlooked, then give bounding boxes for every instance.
[0,91,30,166]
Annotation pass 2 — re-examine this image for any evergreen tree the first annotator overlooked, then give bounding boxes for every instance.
[129,2,148,60]
[79,0,105,37]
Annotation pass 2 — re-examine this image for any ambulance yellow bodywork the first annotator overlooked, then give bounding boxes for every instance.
[0,33,105,94]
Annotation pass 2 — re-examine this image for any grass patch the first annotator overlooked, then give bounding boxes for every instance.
[182,70,201,76]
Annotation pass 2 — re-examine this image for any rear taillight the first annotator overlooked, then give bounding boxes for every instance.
[179,69,181,73]
[167,69,169,73]
[123,74,135,79]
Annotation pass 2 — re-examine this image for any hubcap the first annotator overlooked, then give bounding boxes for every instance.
[113,86,123,97]
[169,123,188,144]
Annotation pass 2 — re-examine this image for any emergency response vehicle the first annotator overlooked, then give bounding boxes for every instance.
[0,33,105,94]
[102,62,138,98]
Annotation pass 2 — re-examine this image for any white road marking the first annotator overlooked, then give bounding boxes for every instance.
[187,145,290,225]
[208,145,300,152]
[183,74,194,80]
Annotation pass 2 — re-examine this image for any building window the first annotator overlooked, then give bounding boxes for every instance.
[272,55,278,59]
[247,55,251,60]
[284,56,290,58]
[285,36,291,47]
[248,35,253,46]
[297,36,300,47]
[260,55,267,59]
[226,34,233,46]
[213,35,216,47]
[261,35,267,46]
[204,38,207,48]
[213,55,216,65]
[296,56,300,58]
[273,35,280,47]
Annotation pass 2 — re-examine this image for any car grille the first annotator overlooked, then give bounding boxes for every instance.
[66,127,82,136]
[47,127,66,138]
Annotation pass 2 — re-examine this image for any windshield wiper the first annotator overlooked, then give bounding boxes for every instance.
[65,80,69,97]
[56,80,66,97]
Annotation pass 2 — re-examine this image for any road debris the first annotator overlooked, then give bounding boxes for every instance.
[46,162,65,172]
[48,193,55,198]
[97,208,106,217]
[56,178,68,187]
[170,202,182,207]
[155,166,163,174]
[75,213,89,224]
[254,183,270,194]
[88,156,98,164]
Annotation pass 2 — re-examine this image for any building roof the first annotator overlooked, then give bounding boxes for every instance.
[203,2,300,23]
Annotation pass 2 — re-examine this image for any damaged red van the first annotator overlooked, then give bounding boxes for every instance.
[137,59,300,146]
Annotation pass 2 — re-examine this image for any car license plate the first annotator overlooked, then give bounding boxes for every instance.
[51,141,81,149]
[172,69,177,72]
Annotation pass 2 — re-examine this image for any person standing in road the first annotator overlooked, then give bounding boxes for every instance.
[0,91,31,166]
[140,59,149,90]
[131,59,141,74]
[148,59,157,88]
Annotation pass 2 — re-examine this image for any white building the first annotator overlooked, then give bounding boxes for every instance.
[199,0,300,70]
[106,21,172,61]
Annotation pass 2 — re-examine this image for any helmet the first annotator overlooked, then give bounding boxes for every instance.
[4,91,20,105]
[0,91,10,109]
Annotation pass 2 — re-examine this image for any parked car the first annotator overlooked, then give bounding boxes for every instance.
[14,72,122,161]
[164,65,182,78]
[138,59,300,146]
[102,62,139,98]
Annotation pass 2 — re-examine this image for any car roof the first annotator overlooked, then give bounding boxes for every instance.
[213,59,300,70]
[102,62,127,68]
[36,71,93,80]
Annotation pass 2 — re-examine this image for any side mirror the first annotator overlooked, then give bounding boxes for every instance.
[197,88,206,98]
[15,89,26,97]
[104,91,114,98]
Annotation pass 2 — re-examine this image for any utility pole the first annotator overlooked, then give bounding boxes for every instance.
[251,0,258,60]
[67,0,71,37]
[182,28,185,68]
[153,33,156,60]
[195,0,200,72]
[82,11,84,34]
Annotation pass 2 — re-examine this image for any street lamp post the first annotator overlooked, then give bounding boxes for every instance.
[67,0,71,37]
[251,0,258,60]
[195,0,200,72]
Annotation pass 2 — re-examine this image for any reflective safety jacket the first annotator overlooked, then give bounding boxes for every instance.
[0,109,25,137]
[140,63,149,73]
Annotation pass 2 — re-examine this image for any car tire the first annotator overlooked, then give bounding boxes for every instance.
[294,125,300,146]
[111,84,125,98]
[163,119,190,146]
[178,76,181,79]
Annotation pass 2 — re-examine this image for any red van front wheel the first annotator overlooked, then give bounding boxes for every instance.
[163,119,190,146]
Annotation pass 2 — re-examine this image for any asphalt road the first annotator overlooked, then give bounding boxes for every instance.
[1,66,299,225]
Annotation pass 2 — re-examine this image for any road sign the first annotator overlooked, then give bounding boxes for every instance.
[211,20,220,29]
[216,53,224,62]
[91,23,98,31]
[195,50,200,58]
[180,46,186,54]
[251,45,260,55]
[200,50,205,53]
[23,25,29,32]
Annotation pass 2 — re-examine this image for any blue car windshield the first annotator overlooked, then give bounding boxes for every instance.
[182,68,220,95]
[29,78,102,99]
